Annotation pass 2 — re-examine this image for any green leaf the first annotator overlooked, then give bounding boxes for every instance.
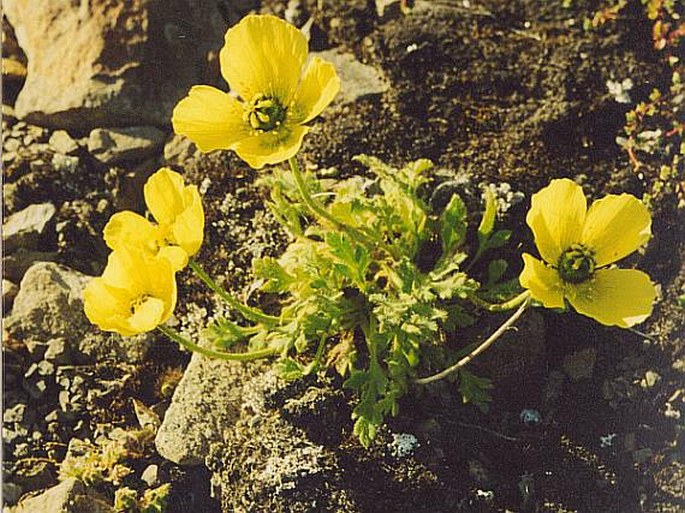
[477,187,497,242]
[203,318,248,349]
[253,257,296,293]
[440,194,468,256]
[431,270,478,300]
[275,357,305,381]
[353,417,378,449]
[444,304,476,331]
[486,229,511,250]
[487,259,508,285]
[325,232,370,288]
[459,369,493,413]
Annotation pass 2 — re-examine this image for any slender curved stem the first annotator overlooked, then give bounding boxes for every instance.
[288,157,399,260]
[414,295,531,385]
[157,325,278,362]
[468,290,531,312]
[188,259,279,325]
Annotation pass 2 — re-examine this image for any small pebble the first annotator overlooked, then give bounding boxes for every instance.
[3,403,27,424]
[520,409,541,425]
[141,464,160,487]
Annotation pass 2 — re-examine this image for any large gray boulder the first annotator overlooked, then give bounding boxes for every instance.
[2,0,252,131]
[155,352,261,466]
[4,262,151,364]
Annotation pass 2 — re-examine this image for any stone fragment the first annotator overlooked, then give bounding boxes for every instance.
[48,130,79,155]
[88,126,166,164]
[3,481,24,506]
[155,353,253,465]
[12,477,114,513]
[314,49,389,106]
[3,403,28,424]
[5,262,151,364]
[2,248,58,283]
[163,134,198,166]
[2,202,56,253]
[3,278,19,311]
[141,464,160,487]
[43,338,71,365]
[2,0,239,131]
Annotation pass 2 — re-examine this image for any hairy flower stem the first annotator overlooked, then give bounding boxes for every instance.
[188,259,279,325]
[288,157,400,260]
[468,290,531,312]
[157,325,278,361]
[414,295,531,385]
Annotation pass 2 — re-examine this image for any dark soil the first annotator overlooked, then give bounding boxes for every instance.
[3,0,683,512]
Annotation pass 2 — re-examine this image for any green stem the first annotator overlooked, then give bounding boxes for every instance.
[414,295,531,385]
[288,157,399,260]
[188,259,279,325]
[468,290,531,312]
[157,325,278,361]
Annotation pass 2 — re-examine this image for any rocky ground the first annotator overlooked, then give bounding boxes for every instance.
[2,0,683,512]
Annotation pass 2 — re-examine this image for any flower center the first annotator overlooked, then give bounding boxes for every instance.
[131,294,151,314]
[557,243,596,283]
[243,93,286,132]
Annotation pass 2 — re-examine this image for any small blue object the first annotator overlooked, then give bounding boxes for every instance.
[519,409,541,425]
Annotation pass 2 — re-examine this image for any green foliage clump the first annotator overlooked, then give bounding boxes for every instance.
[59,427,169,511]
[205,156,514,446]
[58,428,153,486]
[114,484,171,513]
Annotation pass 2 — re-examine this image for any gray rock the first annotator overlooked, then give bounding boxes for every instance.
[2,203,56,253]
[48,130,79,155]
[3,482,24,506]
[11,477,114,513]
[2,0,251,131]
[43,338,71,365]
[4,262,151,365]
[163,134,198,166]
[2,248,58,284]
[3,403,28,424]
[155,353,258,465]
[3,278,19,311]
[141,464,160,487]
[314,49,389,106]
[88,126,166,164]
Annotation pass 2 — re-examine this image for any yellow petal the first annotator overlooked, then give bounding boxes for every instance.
[83,278,131,334]
[581,193,651,267]
[526,178,587,264]
[233,124,309,169]
[128,297,166,334]
[220,14,307,105]
[171,185,204,256]
[519,253,566,308]
[158,245,189,271]
[289,57,340,124]
[172,85,249,152]
[144,168,187,226]
[103,211,158,253]
[100,250,143,292]
[566,268,656,327]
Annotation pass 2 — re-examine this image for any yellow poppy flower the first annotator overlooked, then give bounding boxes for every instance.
[103,168,204,270]
[143,167,204,257]
[171,14,340,169]
[83,248,177,336]
[519,178,656,327]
